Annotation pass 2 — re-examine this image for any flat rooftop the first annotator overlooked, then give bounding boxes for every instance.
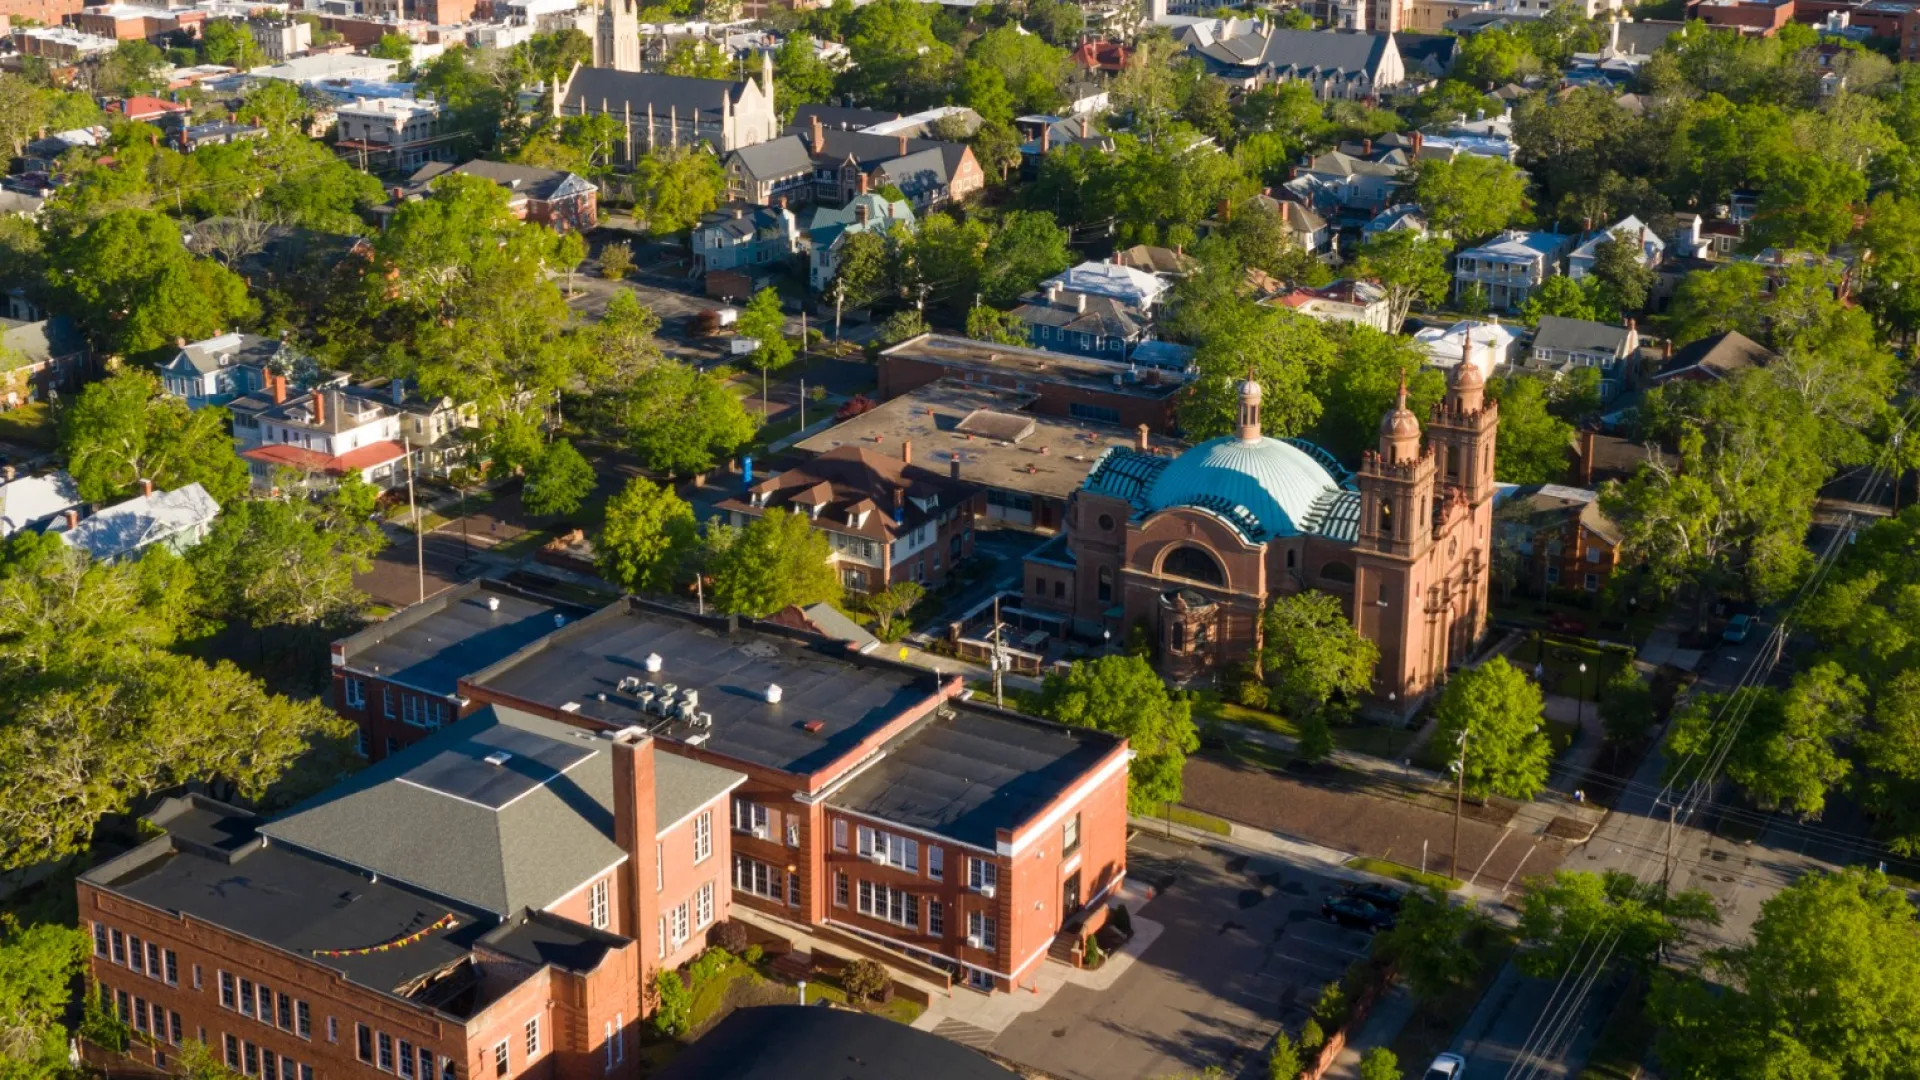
[336,580,590,696]
[465,600,948,779]
[881,334,1189,401]
[829,701,1122,848]
[795,380,1182,502]
[85,799,497,1004]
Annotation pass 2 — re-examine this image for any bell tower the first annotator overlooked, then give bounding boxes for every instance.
[594,0,640,72]
[1425,360,1500,667]
[1353,378,1438,705]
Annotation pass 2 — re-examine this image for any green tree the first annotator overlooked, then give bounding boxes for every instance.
[737,287,794,372]
[965,304,1028,346]
[59,369,250,505]
[707,508,839,617]
[187,486,380,634]
[866,580,924,641]
[0,919,88,1080]
[1745,152,1865,253]
[1600,664,1656,744]
[620,363,756,477]
[980,210,1072,307]
[1028,0,1085,44]
[773,35,837,111]
[368,32,414,61]
[1860,192,1920,343]
[1659,262,1770,346]
[1376,889,1486,1002]
[631,148,726,235]
[1179,304,1338,440]
[1037,654,1199,813]
[96,40,168,96]
[1267,1030,1302,1080]
[1453,26,1538,86]
[1359,1048,1400,1080]
[1519,275,1605,324]
[1488,375,1572,485]
[601,241,635,280]
[1651,869,1920,1079]
[1111,33,1187,139]
[1664,663,1863,817]
[1408,154,1531,243]
[597,477,699,594]
[841,0,950,109]
[1432,656,1553,800]
[652,970,692,1036]
[831,230,898,310]
[1517,870,1718,978]
[966,26,1070,115]
[554,229,588,297]
[522,438,596,518]
[1257,591,1379,726]
[1589,229,1657,314]
[1354,231,1450,334]
[200,19,264,67]
[47,209,259,358]
[1313,326,1445,461]
[662,40,732,78]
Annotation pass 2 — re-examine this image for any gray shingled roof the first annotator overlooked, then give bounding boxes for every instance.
[564,68,740,117]
[262,706,743,915]
[729,134,814,183]
[1532,315,1633,357]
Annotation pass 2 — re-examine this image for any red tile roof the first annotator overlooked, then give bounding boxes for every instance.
[108,96,189,120]
[244,440,408,475]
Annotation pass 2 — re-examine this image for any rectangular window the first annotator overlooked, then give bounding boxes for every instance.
[304,1066,316,1080]
[442,1058,456,1080]
[786,820,800,847]
[244,1042,258,1076]
[833,819,848,851]
[732,798,769,836]
[589,879,610,930]
[525,1018,540,1059]
[1063,813,1081,856]
[193,964,202,990]
[928,900,944,936]
[277,992,291,1030]
[165,950,178,985]
[129,936,144,975]
[383,686,395,718]
[257,984,272,1023]
[283,1059,297,1080]
[928,846,943,881]
[856,881,920,928]
[328,1018,338,1044]
[494,1040,509,1078]
[399,1040,415,1080]
[134,997,149,1033]
[787,871,800,907]
[378,1031,395,1072]
[670,902,689,946]
[695,882,715,928]
[116,990,129,1023]
[226,1035,241,1070]
[93,924,108,957]
[344,677,365,708]
[733,854,778,899]
[418,1047,433,1080]
[834,871,849,907]
[262,1047,276,1080]
[297,1001,310,1039]
[969,859,998,894]
[143,940,160,976]
[656,916,666,960]
[220,972,236,1009]
[693,810,713,863]
[968,911,998,951]
[238,979,254,1017]
[110,929,125,965]
[171,1011,183,1046]
[356,1024,373,1064]
[655,843,663,893]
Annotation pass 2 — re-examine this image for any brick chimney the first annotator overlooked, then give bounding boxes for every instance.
[950,455,961,480]
[1362,138,1372,157]
[810,112,823,148]
[1040,124,1051,153]
[1411,130,1423,155]
[139,478,153,497]
[855,202,869,225]
[897,134,908,156]
[610,728,661,951]
[902,439,912,465]
[1080,115,1089,138]
[312,389,326,426]
[858,172,870,195]
[1136,424,1150,452]
[1579,429,1596,487]
[64,509,79,530]
[2,465,14,483]
[176,336,187,348]
[271,373,286,405]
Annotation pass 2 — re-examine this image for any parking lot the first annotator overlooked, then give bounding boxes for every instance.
[988,834,1383,1080]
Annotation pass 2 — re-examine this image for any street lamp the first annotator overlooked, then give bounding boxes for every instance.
[1450,729,1468,881]
[1576,661,1588,733]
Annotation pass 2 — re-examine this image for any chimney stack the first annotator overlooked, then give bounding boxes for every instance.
[271,373,287,405]
[1040,124,1051,153]
[1076,293,1087,313]
[65,509,79,530]
[902,438,912,465]
[609,729,661,958]
[897,134,908,156]
[1362,138,1372,157]
[1136,423,1150,452]
[855,202,869,225]
[176,336,187,348]
[858,172,870,195]
[950,455,960,480]
[1080,115,1089,138]
[1580,429,1596,487]
[312,389,326,426]
[810,112,822,148]
[1411,130,1423,155]
[139,478,153,497]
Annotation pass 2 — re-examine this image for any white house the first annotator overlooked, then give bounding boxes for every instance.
[0,470,82,538]
[1566,215,1665,282]
[1268,279,1393,332]
[1453,230,1576,310]
[56,482,221,562]
[1039,261,1171,312]
[239,382,411,491]
[1414,319,1520,380]
[334,97,452,171]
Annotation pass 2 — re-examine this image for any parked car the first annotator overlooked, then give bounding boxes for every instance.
[1344,882,1406,912]
[1424,1052,1466,1080]
[1546,613,1588,635]
[1723,613,1755,642]
[1321,896,1395,932]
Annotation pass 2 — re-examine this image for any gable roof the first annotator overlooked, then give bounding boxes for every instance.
[1191,26,1396,77]
[262,706,744,916]
[168,332,284,376]
[0,471,82,536]
[2,316,85,366]
[562,67,746,118]
[1531,316,1633,357]
[416,159,595,202]
[718,445,977,542]
[60,483,220,561]
[1653,330,1775,382]
[728,134,814,183]
[1496,482,1623,545]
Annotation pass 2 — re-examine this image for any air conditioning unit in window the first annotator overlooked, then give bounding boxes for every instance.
[870,850,890,867]
[751,825,770,840]
[979,884,996,899]
[966,934,983,948]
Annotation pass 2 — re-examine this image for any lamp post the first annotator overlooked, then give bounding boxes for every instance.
[1576,661,1588,733]
[1450,728,1468,881]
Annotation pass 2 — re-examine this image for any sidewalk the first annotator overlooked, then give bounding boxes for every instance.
[1319,985,1418,1080]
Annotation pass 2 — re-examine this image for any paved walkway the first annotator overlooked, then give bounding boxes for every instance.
[1320,985,1418,1080]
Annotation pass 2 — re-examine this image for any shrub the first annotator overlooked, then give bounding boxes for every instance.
[1081,934,1104,967]
[1267,1030,1302,1080]
[841,958,889,1001]
[1313,980,1349,1030]
[1299,1017,1325,1054]
[600,241,634,280]
[711,919,750,955]
[743,944,763,966]
[1359,1046,1400,1080]
[652,970,692,1037]
[687,947,730,987]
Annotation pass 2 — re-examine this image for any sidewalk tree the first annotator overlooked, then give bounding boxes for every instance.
[707,508,839,617]
[0,919,89,1080]
[554,230,588,297]
[59,369,250,505]
[1376,888,1485,1003]
[1600,664,1657,744]
[597,477,699,595]
[979,210,1072,306]
[521,438,596,518]
[1432,656,1553,800]
[965,304,1028,346]
[1651,869,1920,1079]
[867,580,924,642]
[1037,654,1199,813]
[1266,1030,1302,1080]
[620,362,756,477]
[600,241,635,280]
[1663,662,1862,817]
[1257,591,1379,726]
[1353,231,1452,336]
[1516,870,1718,978]
[737,287,795,373]
[1359,1048,1400,1080]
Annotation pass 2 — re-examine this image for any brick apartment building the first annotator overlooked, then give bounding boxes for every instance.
[78,706,745,1080]
[714,444,982,595]
[877,334,1189,435]
[1685,0,1797,32]
[71,3,204,41]
[341,595,1134,995]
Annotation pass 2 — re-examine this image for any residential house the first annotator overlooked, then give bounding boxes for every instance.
[1284,148,1407,220]
[1363,203,1429,239]
[1268,279,1394,332]
[1177,25,1405,99]
[1649,329,1776,384]
[158,332,291,410]
[1453,230,1575,310]
[342,377,480,478]
[103,95,190,123]
[862,107,983,139]
[78,704,745,1080]
[0,469,83,538]
[1071,39,1130,75]
[692,204,800,290]
[252,53,404,86]
[807,192,914,292]
[878,333,1190,434]
[727,118,984,211]
[247,17,312,61]
[1413,318,1520,379]
[1113,244,1199,278]
[1011,286,1150,362]
[238,380,412,491]
[406,160,598,231]
[717,444,981,595]
[335,97,451,171]
[56,481,221,562]
[1040,261,1170,313]
[454,596,1134,995]
[1566,215,1664,282]
[1525,316,1641,400]
[552,57,781,164]
[1494,483,1625,595]
[1017,115,1116,175]
[724,135,817,207]
[1,315,90,406]
[176,122,267,152]
[10,26,117,60]
[1687,0,1797,33]
[71,3,204,41]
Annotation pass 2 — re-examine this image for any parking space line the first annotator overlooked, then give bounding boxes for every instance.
[1470,825,1515,887]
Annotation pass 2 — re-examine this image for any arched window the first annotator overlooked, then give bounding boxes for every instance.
[1320,561,1356,584]
[1161,545,1226,586]
[1378,500,1393,534]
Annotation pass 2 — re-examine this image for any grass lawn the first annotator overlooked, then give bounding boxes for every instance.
[800,973,925,1025]
[1166,805,1233,835]
[1192,691,1414,759]
[1345,855,1460,892]
[1518,635,1633,699]
[0,402,56,448]
[968,680,1045,714]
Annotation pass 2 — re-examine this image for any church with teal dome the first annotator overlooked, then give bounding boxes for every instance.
[1023,366,1500,704]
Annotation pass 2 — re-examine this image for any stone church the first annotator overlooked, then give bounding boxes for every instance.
[1023,364,1498,704]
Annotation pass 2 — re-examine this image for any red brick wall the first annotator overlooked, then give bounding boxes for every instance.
[0,0,81,22]
[330,670,457,761]
[1002,747,1129,988]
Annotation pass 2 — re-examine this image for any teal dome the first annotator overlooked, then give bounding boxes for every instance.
[1147,435,1341,540]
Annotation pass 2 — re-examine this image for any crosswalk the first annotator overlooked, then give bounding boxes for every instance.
[931,1018,998,1050]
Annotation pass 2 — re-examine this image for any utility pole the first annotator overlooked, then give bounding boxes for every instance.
[405,448,424,605]
[991,595,1006,708]
[1451,729,1469,881]
[799,378,805,433]
[833,279,844,341]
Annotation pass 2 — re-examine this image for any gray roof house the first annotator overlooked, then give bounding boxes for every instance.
[1527,316,1641,400]
[1011,284,1149,362]
[1,314,89,407]
[692,203,801,281]
[57,482,221,562]
[262,705,745,916]
[158,332,289,410]
[807,192,915,291]
[1178,25,1404,100]
[554,60,781,160]
[724,134,817,206]
[0,470,82,537]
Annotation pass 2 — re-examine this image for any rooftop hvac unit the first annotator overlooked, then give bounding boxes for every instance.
[645,652,663,673]
[617,676,641,693]
[686,733,710,747]
[765,683,783,704]
[560,701,581,713]
[635,690,657,713]
[693,711,713,729]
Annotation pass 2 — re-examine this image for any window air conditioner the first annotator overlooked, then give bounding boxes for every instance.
[966,934,983,948]
[979,884,996,899]
[751,825,769,840]
[870,850,890,867]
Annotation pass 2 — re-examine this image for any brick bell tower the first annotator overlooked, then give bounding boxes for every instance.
[1424,359,1500,662]
[1353,378,1437,703]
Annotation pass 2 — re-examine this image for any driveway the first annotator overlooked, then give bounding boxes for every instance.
[987,835,1379,1080]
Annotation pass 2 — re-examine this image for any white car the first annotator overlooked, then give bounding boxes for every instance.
[1425,1053,1466,1080]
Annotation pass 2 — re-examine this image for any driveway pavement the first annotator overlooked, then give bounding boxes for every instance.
[983,835,1381,1080]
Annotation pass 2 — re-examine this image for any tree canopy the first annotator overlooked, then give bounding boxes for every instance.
[1432,656,1553,800]
[1038,653,1199,813]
